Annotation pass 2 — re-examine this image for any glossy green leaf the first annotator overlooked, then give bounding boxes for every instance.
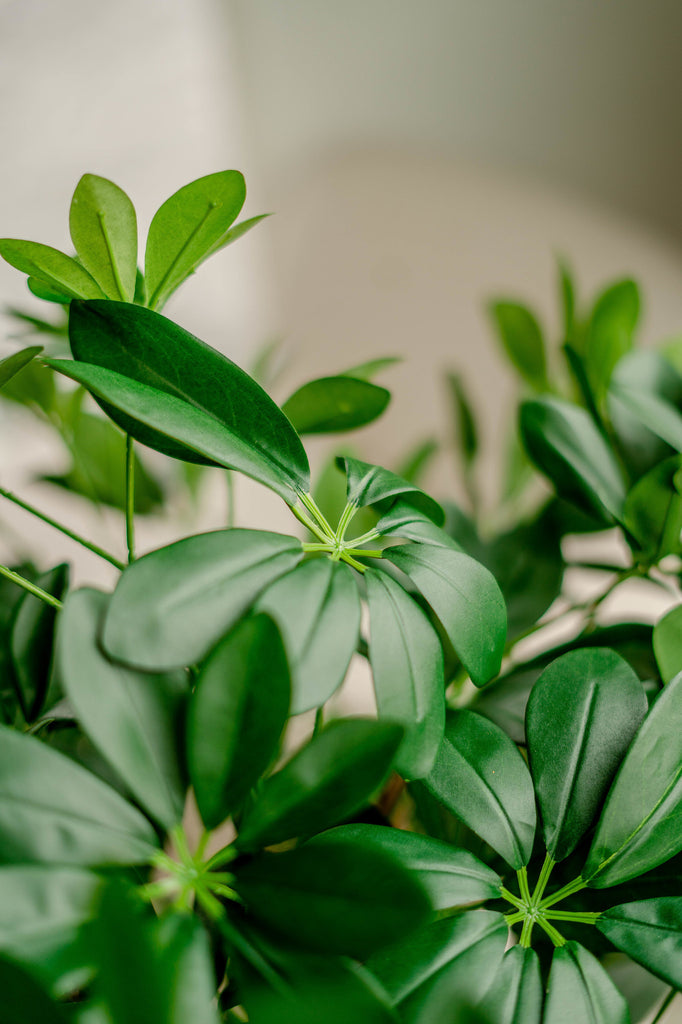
[338,456,444,524]
[489,301,547,390]
[476,946,542,1024]
[233,833,430,958]
[584,672,682,887]
[375,501,460,549]
[188,614,290,829]
[366,568,445,778]
[69,174,137,301]
[65,300,310,498]
[623,456,682,560]
[10,562,68,721]
[384,542,507,686]
[653,604,682,683]
[544,942,630,1024]
[0,239,106,300]
[27,276,72,303]
[145,170,246,310]
[0,346,43,388]
[0,954,69,1023]
[608,351,682,480]
[424,710,536,868]
[520,396,626,522]
[447,373,478,466]
[282,376,390,433]
[103,529,303,671]
[256,559,360,713]
[0,725,158,865]
[59,588,187,831]
[586,278,639,400]
[367,911,507,1024]
[236,718,404,850]
[597,898,682,988]
[526,648,648,861]
[320,823,502,910]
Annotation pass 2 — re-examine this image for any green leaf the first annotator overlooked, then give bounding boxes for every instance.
[608,351,682,480]
[145,170,246,310]
[10,563,68,721]
[0,954,69,1023]
[544,942,630,1024]
[586,278,640,401]
[58,588,187,831]
[488,301,547,390]
[526,648,647,862]
[424,710,536,869]
[609,380,682,453]
[103,529,303,671]
[69,174,137,301]
[384,542,507,686]
[233,833,430,959]
[0,239,106,300]
[236,718,404,850]
[520,396,626,522]
[622,456,682,560]
[256,559,360,714]
[188,614,290,830]
[338,456,444,524]
[597,898,682,988]
[282,376,390,433]
[340,356,400,381]
[27,276,72,303]
[0,346,43,388]
[447,373,478,466]
[65,300,310,498]
[367,911,507,1024]
[375,501,460,549]
[205,213,269,260]
[0,725,158,865]
[477,946,542,1024]
[0,865,102,994]
[558,259,576,343]
[584,672,682,887]
[319,823,502,910]
[366,568,445,778]
[653,605,682,684]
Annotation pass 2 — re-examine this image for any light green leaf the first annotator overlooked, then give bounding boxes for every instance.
[597,898,682,988]
[338,455,444,524]
[0,346,43,388]
[488,301,547,390]
[0,239,106,300]
[653,604,682,684]
[205,213,268,259]
[544,942,630,1024]
[282,376,390,434]
[69,174,137,301]
[586,278,640,400]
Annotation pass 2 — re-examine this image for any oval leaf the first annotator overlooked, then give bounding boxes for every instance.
[59,588,188,831]
[597,897,682,988]
[0,239,106,300]
[366,567,445,778]
[338,456,444,524]
[584,671,682,887]
[424,710,536,869]
[256,559,360,714]
[384,542,507,687]
[622,456,682,560]
[653,604,682,684]
[145,170,246,310]
[544,942,629,1024]
[489,301,547,390]
[10,562,68,721]
[236,718,404,851]
[282,376,390,434]
[0,346,43,388]
[103,529,303,671]
[69,174,138,301]
[188,614,290,830]
[477,946,542,1024]
[526,648,648,862]
[0,725,158,865]
[586,279,640,400]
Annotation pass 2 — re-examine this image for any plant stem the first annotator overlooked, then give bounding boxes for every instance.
[291,504,331,545]
[539,875,587,911]
[543,910,601,924]
[517,866,532,904]
[530,852,555,904]
[0,564,62,609]
[536,916,566,947]
[125,434,135,563]
[0,485,124,570]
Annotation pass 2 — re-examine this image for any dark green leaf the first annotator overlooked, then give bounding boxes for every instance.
[233,833,430,959]
[69,174,137,301]
[0,725,158,865]
[0,346,43,388]
[236,718,404,850]
[338,456,444,524]
[608,351,682,480]
[526,648,648,862]
[59,588,187,831]
[384,542,507,686]
[375,501,460,549]
[188,614,290,830]
[103,529,303,671]
[424,710,536,868]
[282,376,390,433]
[0,239,106,300]
[65,300,310,498]
[488,301,547,390]
[653,605,682,684]
[597,898,682,988]
[544,941,630,1024]
[367,911,507,1024]
[0,954,69,1022]
[320,823,502,910]
[477,946,542,1024]
[256,559,360,714]
[520,396,626,522]
[447,372,478,468]
[584,672,682,887]
[145,170,246,310]
[366,567,445,778]
[622,456,682,560]
[586,278,639,401]
[10,563,68,721]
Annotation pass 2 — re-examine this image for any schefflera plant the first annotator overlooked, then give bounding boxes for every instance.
[346,647,682,1024]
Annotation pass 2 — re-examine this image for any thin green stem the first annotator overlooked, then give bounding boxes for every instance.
[302,542,334,552]
[0,564,62,609]
[125,434,135,563]
[543,910,601,924]
[335,501,357,542]
[517,866,532,904]
[343,548,383,559]
[0,485,124,570]
[536,916,566,947]
[500,886,525,911]
[530,853,555,905]
[299,491,335,538]
[340,551,367,573]
[539,876,587,911]
[519,915,534,948]
[504,910,524,926]
[345,528,380,547]
[291,504,331,545]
